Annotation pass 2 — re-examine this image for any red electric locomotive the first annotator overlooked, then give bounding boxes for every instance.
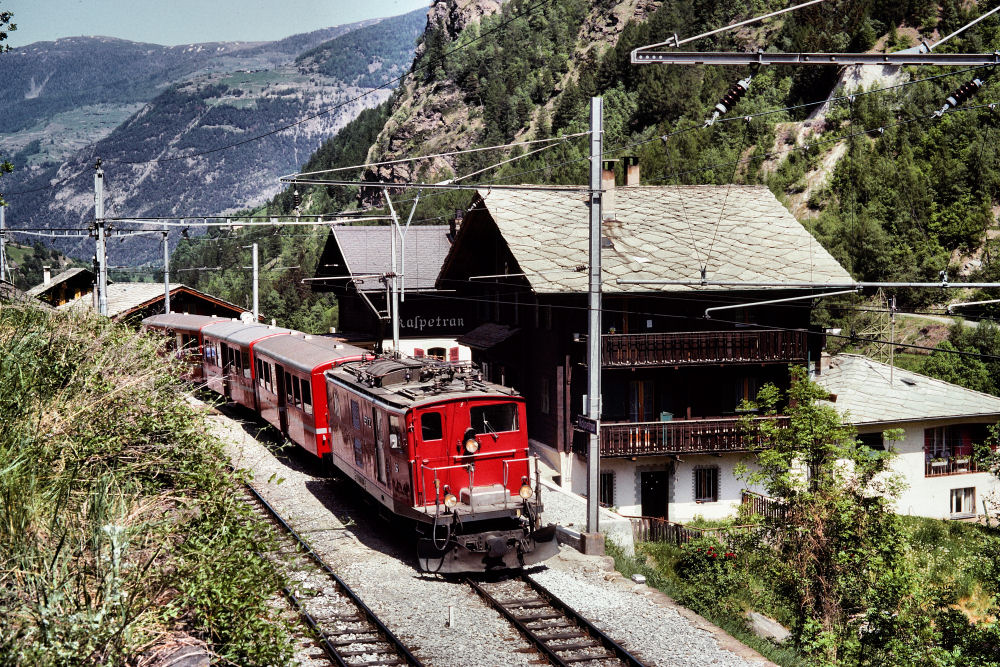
[141,313,557,573]
[325,357,558,573]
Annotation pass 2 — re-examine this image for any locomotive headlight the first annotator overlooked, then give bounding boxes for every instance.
[464,436,480,454]
[444,493,458,508]
[519,484,533,499]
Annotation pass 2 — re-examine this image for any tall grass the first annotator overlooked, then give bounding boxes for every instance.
[0,304,292,665]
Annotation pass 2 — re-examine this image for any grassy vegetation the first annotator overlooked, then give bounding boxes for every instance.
[614,515,1000,666]
[0,303,293,665]
[606,539,809,667]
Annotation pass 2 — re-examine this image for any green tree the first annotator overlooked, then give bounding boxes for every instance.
[737,367,925,664]
[0,7,14,206]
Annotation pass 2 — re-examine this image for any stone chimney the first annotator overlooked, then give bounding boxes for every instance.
[601,160,617,218]
[449,208,463,242]
[43,266,51,286]
[624,156,640,186]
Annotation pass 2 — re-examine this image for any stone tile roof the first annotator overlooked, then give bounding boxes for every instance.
[814,353,1000,425]
[333,225,451,292]
[473,185,851,293]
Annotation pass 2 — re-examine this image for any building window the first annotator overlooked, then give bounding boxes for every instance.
[599,471,614,507]
[694,467,719,503]
[950,487,976,517]
[540,376,550,414]
[858,432,884,451]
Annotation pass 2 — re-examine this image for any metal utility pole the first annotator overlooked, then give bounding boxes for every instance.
[586,97,603,534]
[94,160,108,317]
[383,193,401,357]
[252,242,259,322]
[162,231,171,314]
[0,205,9,284]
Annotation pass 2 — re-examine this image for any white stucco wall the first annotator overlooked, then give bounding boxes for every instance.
[865,421,1000,520]
[569,453,767,523]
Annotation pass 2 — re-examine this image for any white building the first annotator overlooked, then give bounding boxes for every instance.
[814,354,1000,520]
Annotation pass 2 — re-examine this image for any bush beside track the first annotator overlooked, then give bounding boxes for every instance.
[0,304,294,665]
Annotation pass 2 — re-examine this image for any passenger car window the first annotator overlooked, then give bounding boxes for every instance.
[301,380,312,415]
[420,412,443,441]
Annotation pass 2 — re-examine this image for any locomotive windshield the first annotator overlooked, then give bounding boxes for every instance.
[470,403,519,434]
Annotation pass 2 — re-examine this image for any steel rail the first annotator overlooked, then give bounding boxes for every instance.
[242,479,423,667]
[467,574,646,666]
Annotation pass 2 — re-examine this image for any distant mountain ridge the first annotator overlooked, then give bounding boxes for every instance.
[0,9,425,264]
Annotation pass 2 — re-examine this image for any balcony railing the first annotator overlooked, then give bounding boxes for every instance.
[600,416,788,457]
[602,329,808,368]
[925,456,981,477]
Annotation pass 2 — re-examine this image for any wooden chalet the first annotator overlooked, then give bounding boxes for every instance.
[436,173,853,521]
[26,267,96,307]
[311,224,468,350]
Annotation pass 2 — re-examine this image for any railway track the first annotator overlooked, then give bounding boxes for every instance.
[241,480,423,667]
[467,574,646,667]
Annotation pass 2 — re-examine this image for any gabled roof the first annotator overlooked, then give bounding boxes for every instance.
[442,186,851,293]
[26,267,95,297]
[324,225,452,292]
[814,354,1000,425]
[60,283,245,320]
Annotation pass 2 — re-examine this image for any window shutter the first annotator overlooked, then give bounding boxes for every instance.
[449,346,459,361]
[414,348,424,358]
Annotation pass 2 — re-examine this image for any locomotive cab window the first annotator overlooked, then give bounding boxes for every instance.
[470,403,519,434]
[421,412,443,441]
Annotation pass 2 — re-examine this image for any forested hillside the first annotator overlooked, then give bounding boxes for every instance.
[175,1,1000,362]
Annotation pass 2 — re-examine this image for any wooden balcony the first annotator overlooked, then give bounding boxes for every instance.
[601,329,809,368]
[600,416,788,457]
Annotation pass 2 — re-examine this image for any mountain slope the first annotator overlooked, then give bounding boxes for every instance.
[1,9,426,265]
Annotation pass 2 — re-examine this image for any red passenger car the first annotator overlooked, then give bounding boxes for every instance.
[252,333,370,458]
[202,321,293,410]
[141,313,229,381]
[325,358,557,573]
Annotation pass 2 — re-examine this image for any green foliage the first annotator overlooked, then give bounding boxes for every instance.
[736,367,926,664]
[920,321,1000,395]
[675,537,742,611]
[171,223,337,332]
[0,8,12,205]
[0,305,293,665]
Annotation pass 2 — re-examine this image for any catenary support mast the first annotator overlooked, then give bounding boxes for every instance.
[586,97,603,534]
[94,161,108,317]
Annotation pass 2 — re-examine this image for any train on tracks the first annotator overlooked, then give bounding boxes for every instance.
[142,313,558,573]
